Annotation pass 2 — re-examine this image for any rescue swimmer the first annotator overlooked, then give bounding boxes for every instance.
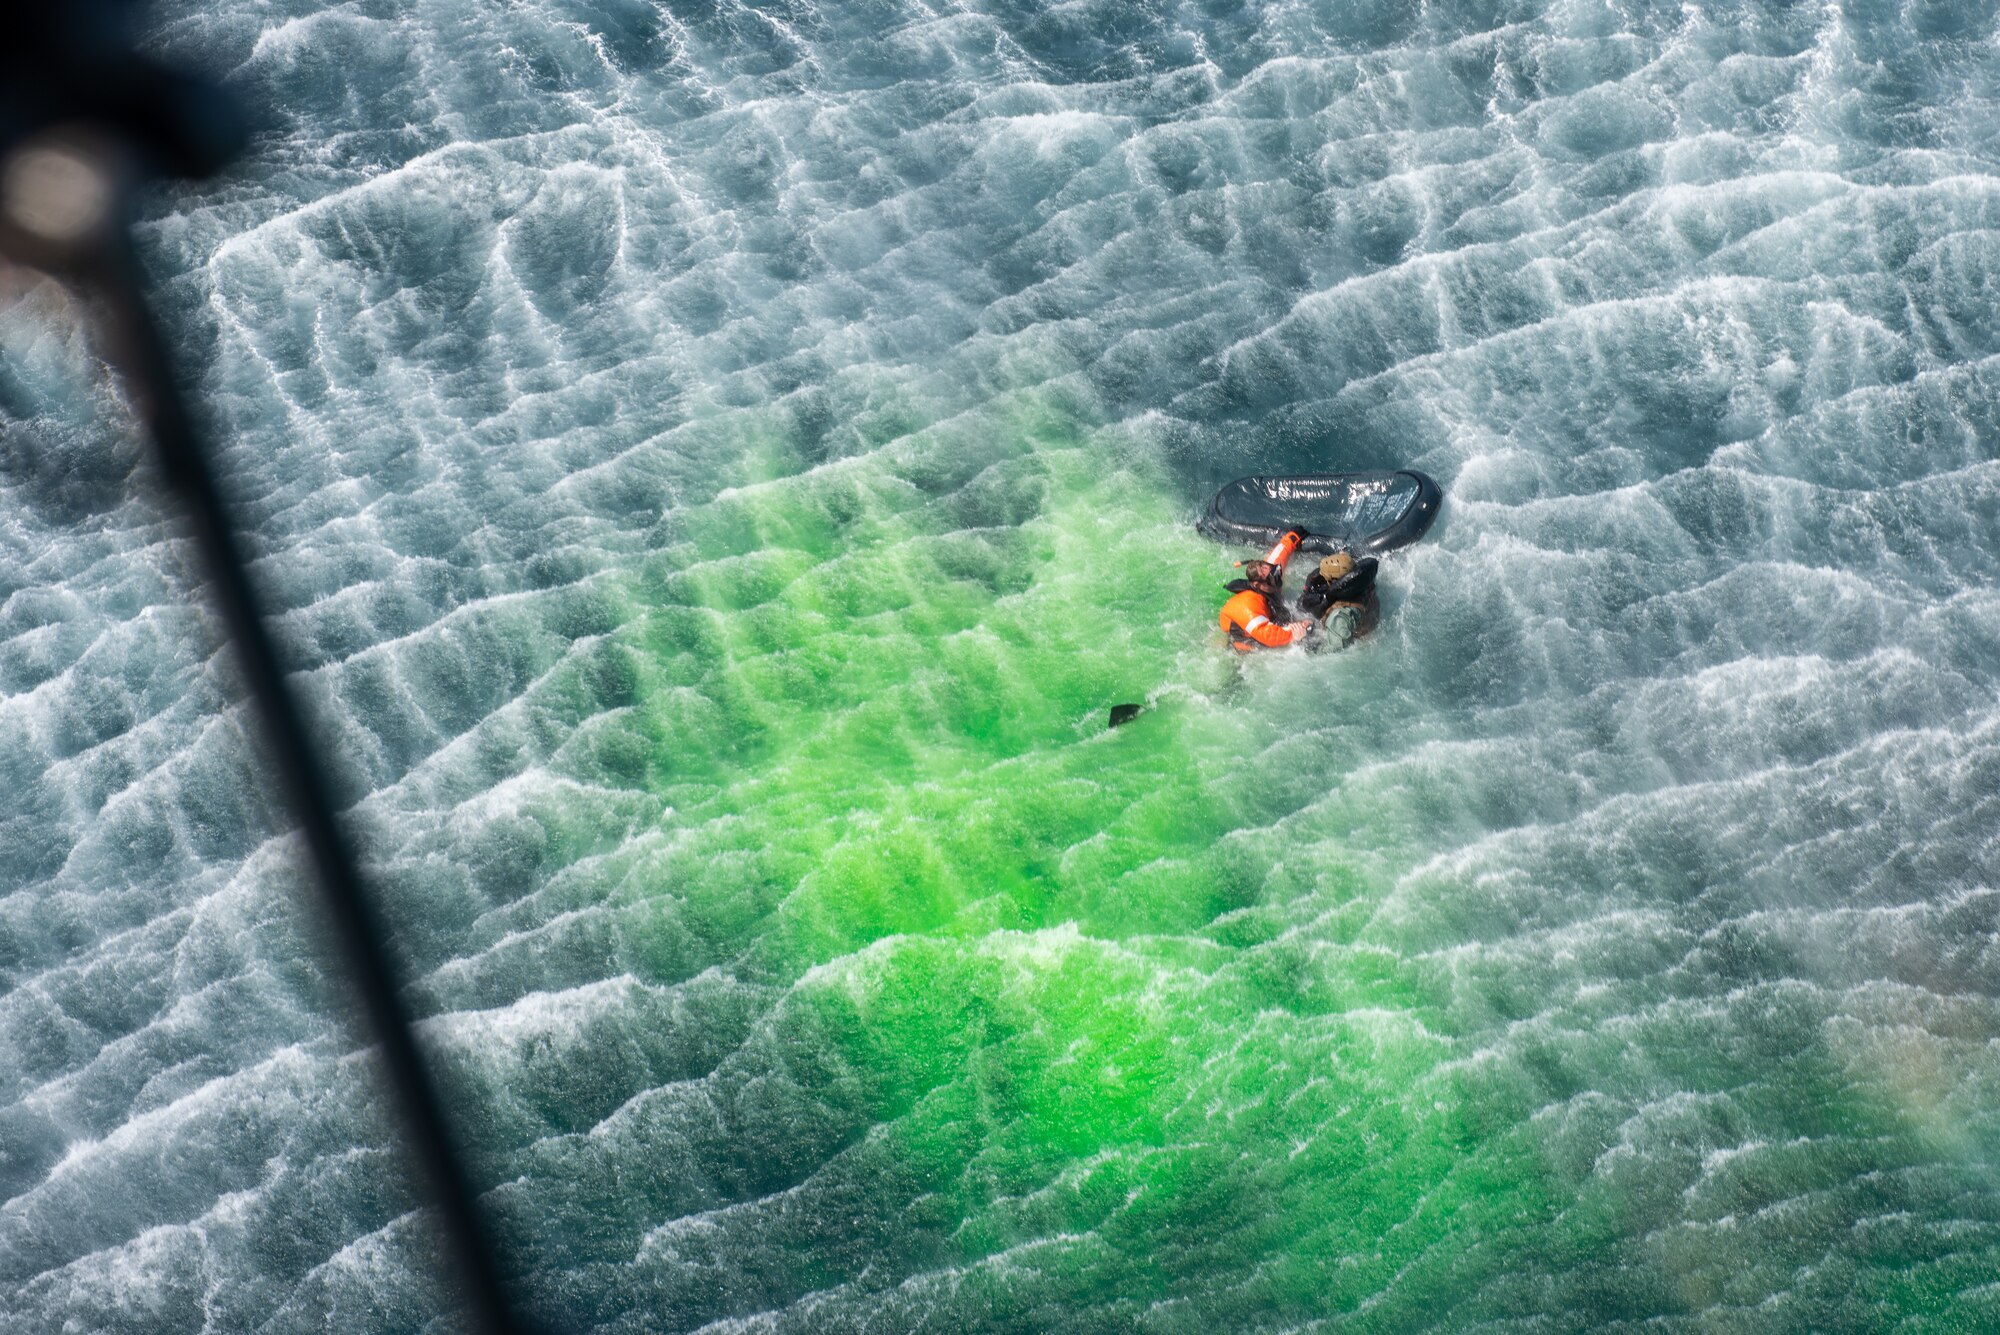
[1298,549,1379,644]
[1220,528,1380,652]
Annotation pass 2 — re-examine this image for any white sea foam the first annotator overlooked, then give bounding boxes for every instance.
[5,0,2000,1329]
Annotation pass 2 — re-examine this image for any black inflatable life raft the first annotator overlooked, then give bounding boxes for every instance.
[1197,470,1442,556]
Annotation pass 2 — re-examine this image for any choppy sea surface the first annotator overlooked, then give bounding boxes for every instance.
[6,1,2000,1330]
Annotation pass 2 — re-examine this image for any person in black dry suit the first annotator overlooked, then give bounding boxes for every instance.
[1296,550,1379,650]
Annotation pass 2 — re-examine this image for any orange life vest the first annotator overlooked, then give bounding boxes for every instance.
[1220,587,1299,651]
[1219,530,1306,651]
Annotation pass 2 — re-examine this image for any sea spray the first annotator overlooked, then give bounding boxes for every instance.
[5,0,2000,1330]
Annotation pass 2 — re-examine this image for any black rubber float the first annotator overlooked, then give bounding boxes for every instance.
[1197,470,1442,556]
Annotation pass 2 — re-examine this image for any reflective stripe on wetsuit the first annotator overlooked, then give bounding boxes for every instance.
[1220,589,1298,650]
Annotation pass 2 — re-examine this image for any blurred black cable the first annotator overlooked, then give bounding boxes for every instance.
[0,5,538,1333]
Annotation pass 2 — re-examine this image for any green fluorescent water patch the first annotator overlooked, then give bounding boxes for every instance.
[755,926,1568,1328]
[584,390,1563,1322]
[620,397,1270,963]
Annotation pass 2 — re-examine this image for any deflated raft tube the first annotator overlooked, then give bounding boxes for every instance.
[1197,469,1442,557]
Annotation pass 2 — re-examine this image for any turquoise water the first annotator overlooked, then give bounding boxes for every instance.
[5,1,2000,1330]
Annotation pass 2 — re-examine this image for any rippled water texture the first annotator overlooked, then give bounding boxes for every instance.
[6,0,2000,1330]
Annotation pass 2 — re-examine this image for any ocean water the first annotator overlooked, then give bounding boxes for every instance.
[5,0,2000,1330]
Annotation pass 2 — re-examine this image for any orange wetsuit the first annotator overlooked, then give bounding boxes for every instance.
[1219,530,1306,651]
[1220,587,1299,650]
